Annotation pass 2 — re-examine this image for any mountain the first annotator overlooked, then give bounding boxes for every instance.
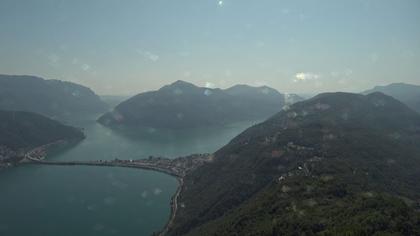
[0,74,108,120]
[98,81,302,129]
[0,110,85,164]
[363,83,420,113]
[168,92,420,235]
[284,93,305,104]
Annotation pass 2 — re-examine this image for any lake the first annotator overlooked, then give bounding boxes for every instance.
[0,119,257,236]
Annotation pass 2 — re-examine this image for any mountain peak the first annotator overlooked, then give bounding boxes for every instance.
[170,80,198,88]
[272,92,420,134]
[158,80,199,92]
[365,82,420,92]
[303,92,405,111]
[362,83,420,113]
[225,84,282,96]
[99,82,287,128]
[375,82,416,88]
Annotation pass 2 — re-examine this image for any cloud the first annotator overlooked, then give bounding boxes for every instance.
[144,52,159,62]
[294,72,320,82]
[205,82,216,88]
[137,50,159,62]
[81,64,90,71]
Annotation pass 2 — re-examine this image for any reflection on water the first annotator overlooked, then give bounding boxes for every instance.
[0,118,257,236]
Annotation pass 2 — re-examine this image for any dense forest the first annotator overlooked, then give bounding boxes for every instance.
[168,92,420,235]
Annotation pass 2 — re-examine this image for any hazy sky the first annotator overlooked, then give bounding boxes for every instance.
[1,0,419,95]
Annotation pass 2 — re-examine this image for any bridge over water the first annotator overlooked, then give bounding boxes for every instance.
[25,158,184,178]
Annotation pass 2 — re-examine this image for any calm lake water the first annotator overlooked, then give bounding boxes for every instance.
[0,119,257,236]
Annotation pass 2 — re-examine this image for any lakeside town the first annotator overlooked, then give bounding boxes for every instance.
[22,143,213,178]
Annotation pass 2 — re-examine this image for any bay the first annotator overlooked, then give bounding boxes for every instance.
[0,119,256,236]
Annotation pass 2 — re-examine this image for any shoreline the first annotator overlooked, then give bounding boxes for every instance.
[21,145,212,236]
[158,177,183,236]
[1,140,69,169]
[26,158,184,236]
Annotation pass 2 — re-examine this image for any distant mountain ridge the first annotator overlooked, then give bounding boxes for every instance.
[100,95,131,108]
[98,80,303,129]
[168,92,420,235]
[363,82,420,113]
[0,74,108,121]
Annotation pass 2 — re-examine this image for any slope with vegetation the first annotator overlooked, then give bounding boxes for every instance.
[98,81,302,129]
[0,110,85,165]
[168,92,420,235]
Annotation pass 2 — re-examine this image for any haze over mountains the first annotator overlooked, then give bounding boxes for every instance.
[168,92,420,235]
[1,0,419,234]
[363,83,420,113]
[98,80,303,129]
[100,95,130,108]
[0,74,108,122]
[1,73,420,234]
